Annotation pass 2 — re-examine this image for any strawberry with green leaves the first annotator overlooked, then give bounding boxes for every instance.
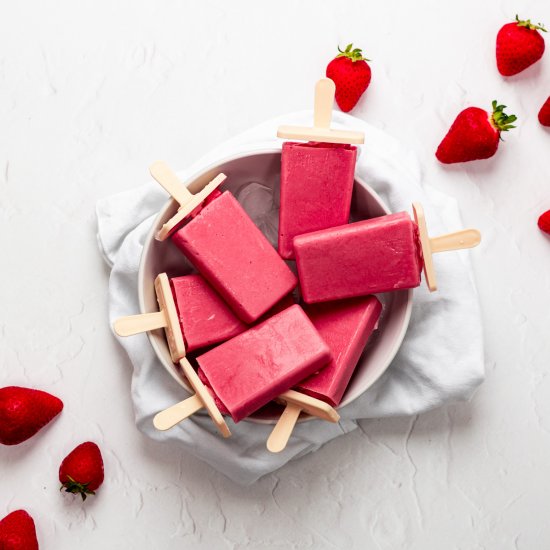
[326,43,371,112]
[59,442,104,501]
[496,15,546,76]
[0,510,39,550]
[436,101,517,164]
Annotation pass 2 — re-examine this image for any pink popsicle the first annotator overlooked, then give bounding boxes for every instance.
[170,274,247,353]
[278,141,357,259]
[294,212,423,303]
[197,304,332,423]
[172,191,298,323]
[296,296,382,406]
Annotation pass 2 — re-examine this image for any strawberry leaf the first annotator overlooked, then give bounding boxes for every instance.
[491,100,517,133]
[336,43,371,62]
[515,14,547,32]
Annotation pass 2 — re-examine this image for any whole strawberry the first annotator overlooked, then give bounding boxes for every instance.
[326,43,371,112]
[0,387,63,445]
[538,97,550,126]
[0,510,39,550]
[59,442,104,501]
[496,15,546,76]
[436,101,517,164]
[538,210,550,234]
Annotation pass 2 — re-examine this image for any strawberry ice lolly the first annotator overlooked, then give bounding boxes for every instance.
[147,161,297,324]
[172,190,297,323]
[296,295,382,407]
[113,273,246,362]
[170,274,247,352]
[265,296,380,453]
[153,304,333,436]
[277,78,364,259]
[278,141,357,259]
[294,203,482,303]
[197,304,332,422]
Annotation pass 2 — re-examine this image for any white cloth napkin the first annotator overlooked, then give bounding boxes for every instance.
[97,111,484,485]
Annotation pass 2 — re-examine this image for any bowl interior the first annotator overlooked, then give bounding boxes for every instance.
[139,149,412,424]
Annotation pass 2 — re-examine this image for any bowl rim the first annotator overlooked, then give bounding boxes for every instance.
[138,147,413,425]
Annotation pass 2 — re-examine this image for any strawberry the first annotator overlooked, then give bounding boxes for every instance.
[326,43,371,112]
[0,510,39,550]
[496,15,546,76]
[538,210,550,234]
[59,442,104,501]
[0,387,63,445]
[538,97,550,126]
[436,101,517,164]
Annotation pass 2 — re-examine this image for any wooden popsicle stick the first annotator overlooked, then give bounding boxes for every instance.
[313,77,334,130]
[277,78,365,145]
[152,359,231,437]
[266,402,302,453]
[179,358,231,438]
[429,229,481,253]
[112,273,186,363]
[267,389,340,453]
[153,394,204,431]
[149,161,227,241]
[154,273,186,362]
[150,161,193,206]
[113,311,167,336]
[412,202,482,292]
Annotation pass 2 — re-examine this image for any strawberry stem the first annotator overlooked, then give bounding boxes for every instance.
[60,475,96,501]
[336,43,370,62]
[515,14,547,32]
[491,101,517,140]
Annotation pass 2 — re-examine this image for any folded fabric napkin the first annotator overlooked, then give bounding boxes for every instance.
[97,111,484,485]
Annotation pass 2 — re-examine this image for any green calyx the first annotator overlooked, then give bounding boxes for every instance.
[336,43,370,62]
[60,475,96,501]
[515,14,547,32]
[491,101,517,136]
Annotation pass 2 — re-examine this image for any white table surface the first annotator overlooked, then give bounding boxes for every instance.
[1,1,550,548]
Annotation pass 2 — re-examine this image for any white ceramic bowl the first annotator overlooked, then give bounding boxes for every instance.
[138,149,412,423]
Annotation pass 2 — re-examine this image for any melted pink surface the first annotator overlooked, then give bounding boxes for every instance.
[171,191,297,323]
[170,274,247,353]
[197,304,332,423]
[294,212,423,303]
[297,296,382,406]
[278,141,356,259]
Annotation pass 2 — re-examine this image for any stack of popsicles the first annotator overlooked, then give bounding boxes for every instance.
[114,78,481,452]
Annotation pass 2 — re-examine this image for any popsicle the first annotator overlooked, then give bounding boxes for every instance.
[169,183,298,323]
[153,305,338,433]
[113,273,247,362]
[197,305,333,422]
[294,202,482,303]
[297,295,382,406]
[266,296,381,453]
[277,78,364,259]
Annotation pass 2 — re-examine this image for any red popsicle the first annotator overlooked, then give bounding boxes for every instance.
[294,203,481,303]
[172,190,297,323]
[197,304,332,422]
[297,295,382,407]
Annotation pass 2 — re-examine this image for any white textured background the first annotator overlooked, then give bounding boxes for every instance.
[1,1,550,548]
